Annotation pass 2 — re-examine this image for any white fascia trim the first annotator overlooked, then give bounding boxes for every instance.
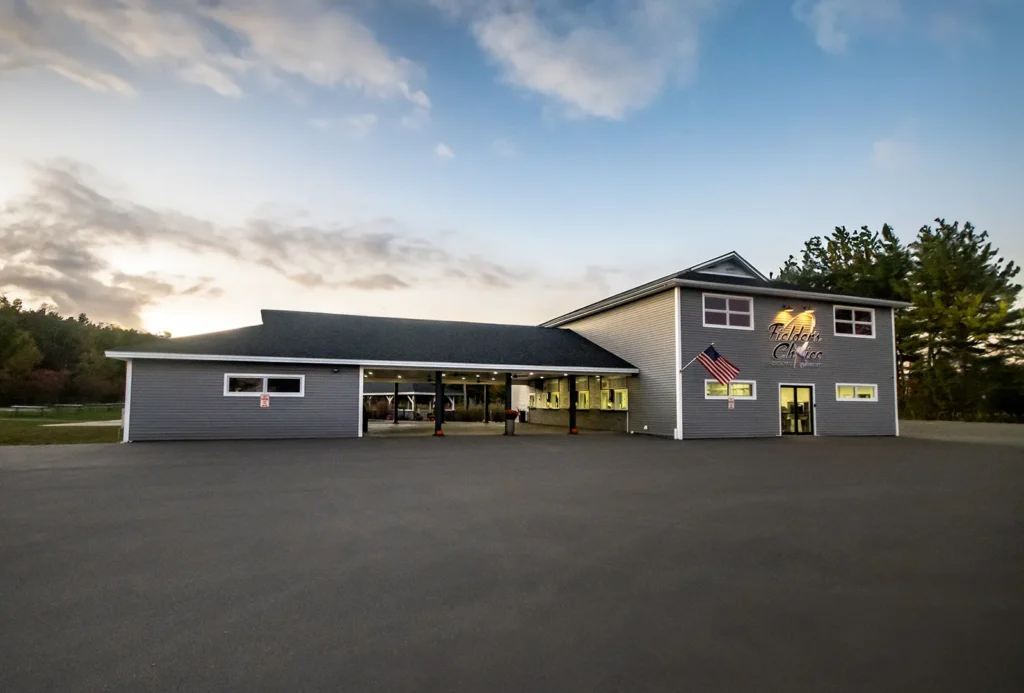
[674,287,683,440]
[122,359,132,443]
[891,309,900,437]
[104,351,640,375]
[358,366,364,438]
[540,282,677,327]
[675,280,911,309]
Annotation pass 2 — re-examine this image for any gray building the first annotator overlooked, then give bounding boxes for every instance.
[107,252,907,441]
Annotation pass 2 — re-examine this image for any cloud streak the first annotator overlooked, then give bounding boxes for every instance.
[0,161,549,327]
[0,0,430,108]
[461,0,720,120]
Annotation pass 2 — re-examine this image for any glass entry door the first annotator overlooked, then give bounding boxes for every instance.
[780,386,814,435]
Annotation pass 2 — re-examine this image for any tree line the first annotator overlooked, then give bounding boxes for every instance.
[779,219,1023,421]
[0,297,156,406]
[2,217,1021,420]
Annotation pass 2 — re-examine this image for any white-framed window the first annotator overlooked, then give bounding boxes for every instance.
[598,375,629,411]
[703,293,754,330]
[528,393,537,409]
[834,305,875,338]
[223,374,305,397]
[705,380,757,399]
[836,383,878,401]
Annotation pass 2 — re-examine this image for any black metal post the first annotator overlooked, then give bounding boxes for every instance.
[393,382,399,424]
[483,384,490,423]
[434,371,444,436]
[568,375,578,434]
[504,373,513,435]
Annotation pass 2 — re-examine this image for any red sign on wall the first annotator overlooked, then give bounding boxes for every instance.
[259,393,270,408]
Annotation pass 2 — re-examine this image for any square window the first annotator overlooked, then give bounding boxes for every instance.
[706,382,728,397]
[834,306,875,338]
[267,377,301,393]
[730,382,753,398]
[837,385,855,399]
[703,294,753,330]
[856,386,876,399]
[228,377,263,393]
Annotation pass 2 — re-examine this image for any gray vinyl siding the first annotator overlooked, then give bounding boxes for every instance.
[562,291,677,437]
[680,290,897,438]
[128,361,360,441]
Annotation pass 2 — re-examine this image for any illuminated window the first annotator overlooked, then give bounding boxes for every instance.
[705,380,756,399]
[529,393,537,409]
[834,306,875,338]
[549,392,560,409]
[615,390,628,410]
[703,293,754,329]
[577,390,590,409]
[836,383,878,401]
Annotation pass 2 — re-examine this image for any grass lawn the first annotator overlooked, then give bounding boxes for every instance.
[0,405,122,446]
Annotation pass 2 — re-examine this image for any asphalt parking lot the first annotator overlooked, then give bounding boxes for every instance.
[2,435,1022,692]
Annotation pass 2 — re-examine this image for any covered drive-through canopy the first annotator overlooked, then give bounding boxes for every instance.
[106,309,638,437]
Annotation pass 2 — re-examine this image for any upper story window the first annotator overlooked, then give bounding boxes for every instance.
[834,306,875,338]
[703,293,754,330]
[224,374,305,397]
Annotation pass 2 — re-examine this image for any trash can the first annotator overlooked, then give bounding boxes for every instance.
[504,409,518,435]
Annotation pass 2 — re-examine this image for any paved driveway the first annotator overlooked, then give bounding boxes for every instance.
[2,436,1022,692]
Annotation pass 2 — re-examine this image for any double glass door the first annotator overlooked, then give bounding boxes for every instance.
[780,386,814,435]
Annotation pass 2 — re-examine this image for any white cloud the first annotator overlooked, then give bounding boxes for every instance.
[792,0,904,54]
[434,142,455,159]
[440,0,720,120]
[491,138,518,158]
[0,0,430,108]
[310,113,379,138]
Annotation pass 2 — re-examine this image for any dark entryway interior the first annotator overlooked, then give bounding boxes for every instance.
[780,385,814,435]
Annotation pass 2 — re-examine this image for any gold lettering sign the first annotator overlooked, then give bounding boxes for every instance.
[768,309,823,367]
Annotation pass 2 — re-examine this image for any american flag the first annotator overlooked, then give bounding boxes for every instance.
[696,345,740,385]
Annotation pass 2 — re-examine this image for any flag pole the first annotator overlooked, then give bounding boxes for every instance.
[680,343,713,372]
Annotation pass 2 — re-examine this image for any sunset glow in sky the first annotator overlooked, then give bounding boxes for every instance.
[1,0,1021,336]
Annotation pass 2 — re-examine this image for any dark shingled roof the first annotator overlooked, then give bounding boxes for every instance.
[122,310,636,370]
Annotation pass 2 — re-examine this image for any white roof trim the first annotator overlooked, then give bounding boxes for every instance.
[104,351,639,374]
[673,280,911,308]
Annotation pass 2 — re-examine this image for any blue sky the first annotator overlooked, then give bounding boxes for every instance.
[0,0,1021,335]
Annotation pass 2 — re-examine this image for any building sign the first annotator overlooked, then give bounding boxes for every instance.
[260,393,270,408]
[768,309,823,368]
[727,397,735,410]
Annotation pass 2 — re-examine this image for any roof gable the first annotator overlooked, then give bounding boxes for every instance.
[685,252,768,282]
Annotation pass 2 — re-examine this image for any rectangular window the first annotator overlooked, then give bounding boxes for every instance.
[703,293,754,330]
[834,305,875,338]
[615,390,628,410]
[836,383,878,401]
[705,380,757,399]
[577,390,590,410]
[549,392,560,409]
[529,393,537,409]
[224,374,305,397]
